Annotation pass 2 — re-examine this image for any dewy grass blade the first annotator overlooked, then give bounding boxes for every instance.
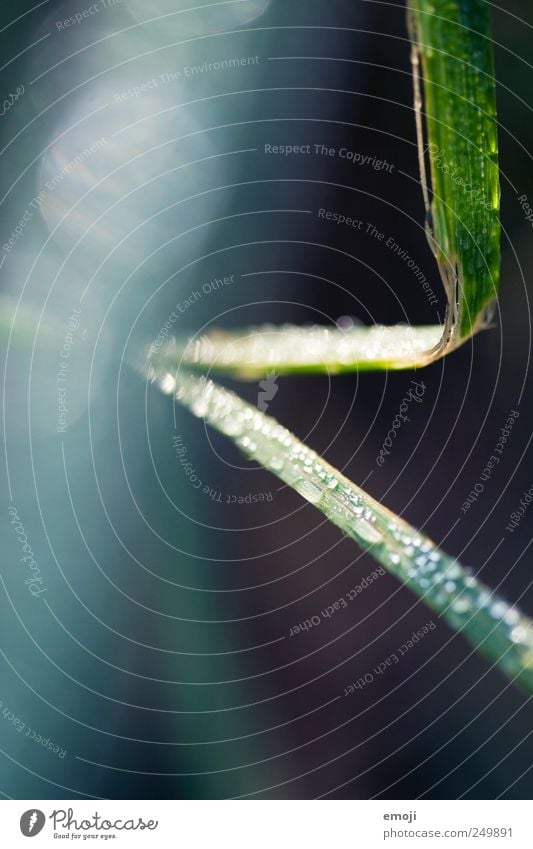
[162,1,500,377]
[158,325,444,379]
[408,0,500,345]
[158,369,533,692]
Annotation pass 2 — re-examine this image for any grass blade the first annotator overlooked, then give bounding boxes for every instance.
[158,369,533,692]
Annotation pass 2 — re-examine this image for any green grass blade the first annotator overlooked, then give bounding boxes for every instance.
[408,0,500,343]
[159,369,533,692]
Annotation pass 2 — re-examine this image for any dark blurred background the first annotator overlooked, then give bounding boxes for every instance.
[1,0,532,799]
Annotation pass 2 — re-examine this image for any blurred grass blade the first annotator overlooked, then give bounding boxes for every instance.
[408,0,500,344]
[163,0,500,377]
[161,370,533,692]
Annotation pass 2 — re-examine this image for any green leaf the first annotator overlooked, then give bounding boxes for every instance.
[159,369,533,692]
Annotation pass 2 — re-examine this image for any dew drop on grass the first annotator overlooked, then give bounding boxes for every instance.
[192,398,209,416]
[445,563,462,580]
[166,372,533,691]
[511,626,530,645]
[219,418,243,437]
[504,609,520,626]
[490,601,509,620]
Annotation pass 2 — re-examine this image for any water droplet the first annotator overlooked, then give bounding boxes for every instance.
[336,315,355,332]
[504,608,520,626]
[452,598,470,614]
[192,398,208,416]
[445,563,462,580]
[295,479,322,504]
[219,418,243,437]
[511,625,530,645]
[237,436,257,455]
[490,601,508,620]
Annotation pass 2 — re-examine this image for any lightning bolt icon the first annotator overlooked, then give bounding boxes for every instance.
[28,811,38,833]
